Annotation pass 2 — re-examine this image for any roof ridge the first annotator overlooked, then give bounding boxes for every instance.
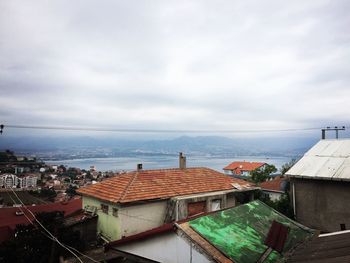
[119,172,139,202]
[125,167,208,173]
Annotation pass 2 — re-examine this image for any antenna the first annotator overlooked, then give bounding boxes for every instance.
[321,126,346,139]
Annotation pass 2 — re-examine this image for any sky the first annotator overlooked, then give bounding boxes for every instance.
[0,0,350,138]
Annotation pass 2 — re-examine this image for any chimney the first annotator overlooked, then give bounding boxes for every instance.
[137,163,143,171]
[179,152,186,169]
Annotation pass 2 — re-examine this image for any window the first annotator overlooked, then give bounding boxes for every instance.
[211,199,221,211]
[188,201,206,217]
[101,204,108,214]
[112,208,118,217]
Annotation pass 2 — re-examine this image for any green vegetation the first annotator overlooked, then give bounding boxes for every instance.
[251,164,277,184]
[281,159,297,175]
[29,188,57,202]
[257,191,294,219]
[65,185,77,197]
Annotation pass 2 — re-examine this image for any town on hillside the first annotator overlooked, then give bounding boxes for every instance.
[1,131,350,262]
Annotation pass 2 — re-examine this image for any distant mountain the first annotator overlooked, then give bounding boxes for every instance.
[0,135,318,159]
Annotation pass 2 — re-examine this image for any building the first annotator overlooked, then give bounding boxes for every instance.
[0,198,83,244]
[260,176,288,201]
[223,161,267,176]
[287,230,350,263]
[0,174,38,189]
[107,200,315,263]
[77,160,258,241]
[286,139,350,232]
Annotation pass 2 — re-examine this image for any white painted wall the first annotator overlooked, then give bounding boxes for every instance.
[116,232,211,263]
[119,201,167,238]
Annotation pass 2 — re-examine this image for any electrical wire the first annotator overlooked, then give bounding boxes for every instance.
[8,187,84,263]
[1,123,337,134]
[8,188,103,262]
[95,207,160,224]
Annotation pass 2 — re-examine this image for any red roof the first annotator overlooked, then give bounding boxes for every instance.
[0,198,82,231]
[223,161,266,173]
[77,167,254,204]
[260,177,286,192]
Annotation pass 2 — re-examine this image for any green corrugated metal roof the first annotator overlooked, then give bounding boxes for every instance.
[189,200,315,263]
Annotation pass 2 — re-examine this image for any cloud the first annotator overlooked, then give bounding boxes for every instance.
[0,0,349,135]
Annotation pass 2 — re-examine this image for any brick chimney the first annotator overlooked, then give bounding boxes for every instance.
[137,163,143,171]
[179,152,186,169]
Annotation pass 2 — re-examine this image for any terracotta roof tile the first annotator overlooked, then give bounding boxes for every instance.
[0,198,82,230]
[260,177,286,192]
[223,161,266,172]
[77,167,254,204]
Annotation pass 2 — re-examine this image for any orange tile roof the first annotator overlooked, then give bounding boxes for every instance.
[223,161,266,173]
[77,167,254,204]
[260,176,286,192]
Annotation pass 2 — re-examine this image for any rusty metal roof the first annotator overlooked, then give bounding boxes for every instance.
[287,231,350,263]
[286,139,350,181]
[185,200,315,263]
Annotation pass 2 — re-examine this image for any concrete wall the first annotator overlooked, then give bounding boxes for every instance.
[116,232,211,263]
[227,193,237,207]
[291,178,350,232]
[82,196,167,241]
[69,216,98,248]
[119,201,167,238]
[175,191,239,220]
[82,190,246,241]
[82,196,121,241]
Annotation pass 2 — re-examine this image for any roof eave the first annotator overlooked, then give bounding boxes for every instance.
[288,174,350,182]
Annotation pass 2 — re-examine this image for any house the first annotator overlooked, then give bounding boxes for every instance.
[77,156,258,241]
[0,174,38,189]
[223,161,266,176]
[286,139,350,232]
[0,198,82,244]
[260,176,288,201]
[106,200,315,263]
[286,230,350,263]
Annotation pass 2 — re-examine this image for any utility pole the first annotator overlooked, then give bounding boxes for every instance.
[321,126,346,139]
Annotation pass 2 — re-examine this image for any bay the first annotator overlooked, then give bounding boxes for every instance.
[47,155,295,173]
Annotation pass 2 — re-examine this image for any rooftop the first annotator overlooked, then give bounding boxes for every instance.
[0,198,82,230]
[286,139,350,181]
[185,200,315,263]
[260,176,287,193]
[223,161,266,171]
[108,200,315,263]
[287,230,350,263]
[77,167,254,204]
[0,198,82,243]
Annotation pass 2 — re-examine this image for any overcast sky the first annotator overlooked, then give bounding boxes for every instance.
[0,0,349,137]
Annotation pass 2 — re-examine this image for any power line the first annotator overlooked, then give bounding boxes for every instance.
[1,123,336,134]
[8,187,84,263]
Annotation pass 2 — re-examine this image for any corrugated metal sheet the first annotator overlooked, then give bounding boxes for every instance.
[286,139,350,180]
[188,200,315,263]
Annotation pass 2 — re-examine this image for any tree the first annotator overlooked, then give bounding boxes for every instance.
[251,164,277,184]
[281,159,297,175]
[255,190,294,219]
[65,185,77,197]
